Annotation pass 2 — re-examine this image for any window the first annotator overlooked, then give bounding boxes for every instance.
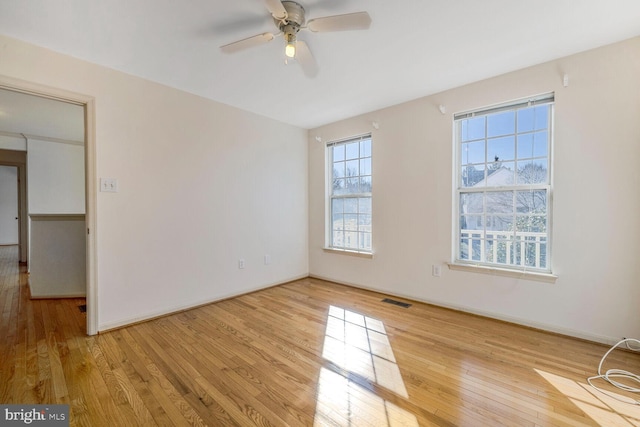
[328,134,372,253]
[454,94,553,272]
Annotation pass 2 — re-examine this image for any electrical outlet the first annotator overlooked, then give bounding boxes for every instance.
[432,264,441,277]
[264,255,271,265]
[238,259,245,269]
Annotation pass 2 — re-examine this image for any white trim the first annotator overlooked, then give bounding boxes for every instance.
[322,247,374,258]
[447,262,557,283]
[30,293,86,299]
[0,74,98,336]
[97,274,309,332]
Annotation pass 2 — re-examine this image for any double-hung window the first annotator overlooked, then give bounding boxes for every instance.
[328,134,372,253]
[454,94,553,273]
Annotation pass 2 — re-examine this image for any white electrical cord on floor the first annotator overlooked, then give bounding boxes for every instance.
[587,338,640,405]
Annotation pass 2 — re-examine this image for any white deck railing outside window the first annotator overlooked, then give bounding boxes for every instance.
[459,229,547,269]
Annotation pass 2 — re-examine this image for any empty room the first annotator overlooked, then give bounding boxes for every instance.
[1,1,640,425]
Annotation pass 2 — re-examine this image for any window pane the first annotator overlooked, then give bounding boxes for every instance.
[515,215,546,233]
[533,105,549,130]
[333,178,346,195]
[358,198,371,214]
[345,159,359,177]
[533,131,548,157]
[344,231,358,249]
[332,229,344,247]
[517,108,535,133]
[487,136,515,162]
[459,238,469,260]
[333,145,345,162]
[344,214,358,231]
[360,158,371,175]
[461,141,485,165]
[346,177,359,193]
[460,193,483,214]
[359,232,371,250]
[332,198,343,216]
[461,116,485,141]
[486,191,513,214]
[358,214,371,227]
[360,139,371,157]
[345,142,359,160]
[486,239,510,264]
[517,133,533,159]
[486,163,514,186]
[516,160,547,184]
[360,176,372,192]
[460,214,482,230]
[485,215,513,232]
[516,190,547,214]
[333,161,345,178]
[461,165,485,187]
[344,198,358,213]
[487,111,515,137]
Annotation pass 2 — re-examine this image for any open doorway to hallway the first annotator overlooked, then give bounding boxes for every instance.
[0,85,92,335]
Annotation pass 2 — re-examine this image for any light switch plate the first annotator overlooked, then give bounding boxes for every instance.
[100,178,118,192]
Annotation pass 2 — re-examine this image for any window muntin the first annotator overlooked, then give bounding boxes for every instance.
[329,135,372,252]
[455,95,553,272]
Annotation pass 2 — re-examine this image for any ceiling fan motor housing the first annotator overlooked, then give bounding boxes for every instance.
[276,1,306,32]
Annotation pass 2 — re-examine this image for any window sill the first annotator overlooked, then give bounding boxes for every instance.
[323,247,374,259]
[448,262,557,283]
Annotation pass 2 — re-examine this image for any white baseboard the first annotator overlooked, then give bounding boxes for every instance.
[98,274,309,332]
[30,292,86,299]
[309,274,618,346]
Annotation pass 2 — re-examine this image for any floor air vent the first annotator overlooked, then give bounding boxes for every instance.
[381,298,411,308]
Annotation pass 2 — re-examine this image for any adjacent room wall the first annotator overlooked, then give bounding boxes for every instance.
[0,34,309,330]
[309,37,640,344]
[27,138,85,214]
[0,165,18,244]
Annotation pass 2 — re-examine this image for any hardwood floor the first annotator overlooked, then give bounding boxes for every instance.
[2,245,640,426]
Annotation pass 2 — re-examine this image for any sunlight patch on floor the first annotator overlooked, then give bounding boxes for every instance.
[536,369,640,426]
[314,306,417,426]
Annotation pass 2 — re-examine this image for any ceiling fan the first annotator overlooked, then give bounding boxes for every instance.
[220,0,372,78]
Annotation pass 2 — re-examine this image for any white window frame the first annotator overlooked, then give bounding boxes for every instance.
[326,134,372,255]
[453,94,554,275]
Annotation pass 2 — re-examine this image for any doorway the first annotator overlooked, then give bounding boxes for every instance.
[0,165,18,245]
[0,79,97,335]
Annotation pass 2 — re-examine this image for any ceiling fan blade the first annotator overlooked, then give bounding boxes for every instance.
[307,12,371,32]
[295,41,319,78]
[220,33,275,54]
[264,0,287,20]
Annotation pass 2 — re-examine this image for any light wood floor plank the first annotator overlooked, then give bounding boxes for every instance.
[2,245,640,426]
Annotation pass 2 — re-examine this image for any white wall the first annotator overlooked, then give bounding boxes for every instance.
[0,134,26,151]
[0,165,18,244]
[309,37,640,344]
[0,34,309,330]
[28,139,85,214]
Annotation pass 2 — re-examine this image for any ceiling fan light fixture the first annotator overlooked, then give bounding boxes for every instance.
[285,32,297,58]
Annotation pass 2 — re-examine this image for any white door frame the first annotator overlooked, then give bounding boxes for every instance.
[0,75,98,335]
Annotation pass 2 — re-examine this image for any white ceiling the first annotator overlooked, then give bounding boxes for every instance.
[0,0,639,130]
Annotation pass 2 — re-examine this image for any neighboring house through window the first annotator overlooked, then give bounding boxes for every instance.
[454,94,553,272]
[328,134,372,253]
